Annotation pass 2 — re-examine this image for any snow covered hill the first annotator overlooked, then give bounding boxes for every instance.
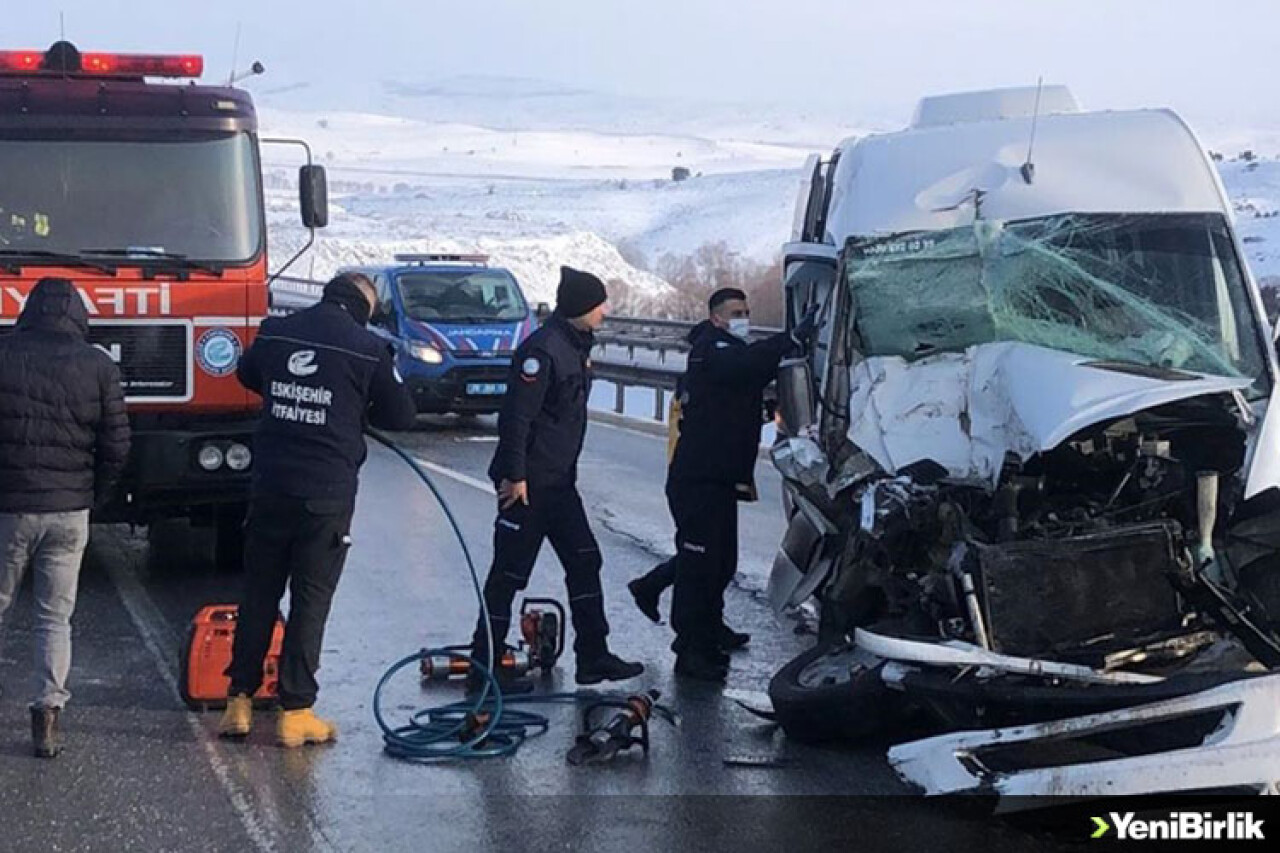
[256,79,1280,310]
[1219,157,1280,287]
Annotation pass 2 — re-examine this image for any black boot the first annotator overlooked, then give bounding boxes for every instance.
[31,707,62,759]
[627,577,662,624]
[718,624,751,651]
[672,636,729,667]
[675,650,729,683]
[575,651,644,685]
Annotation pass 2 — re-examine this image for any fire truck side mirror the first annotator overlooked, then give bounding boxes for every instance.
[299,165,329,229]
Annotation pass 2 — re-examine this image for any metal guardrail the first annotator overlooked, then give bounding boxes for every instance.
[591,360,680,421]
[264,277,770,421]
[595,315,782,361]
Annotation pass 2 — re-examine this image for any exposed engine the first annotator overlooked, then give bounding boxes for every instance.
[810,392,1271,671]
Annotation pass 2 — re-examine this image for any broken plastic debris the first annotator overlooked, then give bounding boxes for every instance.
[888,672,1280,807]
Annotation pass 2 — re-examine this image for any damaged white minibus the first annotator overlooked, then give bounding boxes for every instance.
[765,85,1280,801]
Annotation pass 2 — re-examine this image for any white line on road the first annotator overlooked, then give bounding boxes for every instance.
[103,559,285,853]
[588,415,667,442]
[409,454,496,495]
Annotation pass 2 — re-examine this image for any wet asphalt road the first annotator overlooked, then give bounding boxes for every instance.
[0,414,1087,852]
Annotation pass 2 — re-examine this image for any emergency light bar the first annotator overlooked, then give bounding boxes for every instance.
[0,47,203,79]
[394,253,490,266]
[0,51,42,73]
[82,53,204,78]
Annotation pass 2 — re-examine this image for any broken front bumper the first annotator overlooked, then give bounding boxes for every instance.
[889,672,1280,806]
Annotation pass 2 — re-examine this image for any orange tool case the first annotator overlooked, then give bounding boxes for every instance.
[179,604,284,710]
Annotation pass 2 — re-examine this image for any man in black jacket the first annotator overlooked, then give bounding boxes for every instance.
[470,267,643,692]
[220,272,415,747]
[634,288,818,681]
[0,277,130,757]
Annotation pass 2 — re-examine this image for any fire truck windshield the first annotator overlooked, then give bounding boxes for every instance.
[0,132,261,265]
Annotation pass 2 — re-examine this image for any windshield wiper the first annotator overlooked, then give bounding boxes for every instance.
[80,248,224,277]
[0,249,118,276]
[1082,359,1200,381]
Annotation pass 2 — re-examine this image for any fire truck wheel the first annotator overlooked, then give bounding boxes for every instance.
[214,504,248,573]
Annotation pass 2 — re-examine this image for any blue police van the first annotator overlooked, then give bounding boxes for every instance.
[340,254,542,415]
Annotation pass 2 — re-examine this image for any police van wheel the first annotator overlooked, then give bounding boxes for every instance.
[767,641,899,744]
[213,504,247,573]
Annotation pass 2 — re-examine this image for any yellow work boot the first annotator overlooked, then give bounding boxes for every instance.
[218,694,253,738]
[277,708,337,748]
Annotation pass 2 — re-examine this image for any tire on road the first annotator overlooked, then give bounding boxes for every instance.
[767,640,900,744]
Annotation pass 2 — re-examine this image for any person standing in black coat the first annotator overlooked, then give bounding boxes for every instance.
[0,277,130,757]
[630,288,818,681]
[220,273,415,747]
[470,266,643,692]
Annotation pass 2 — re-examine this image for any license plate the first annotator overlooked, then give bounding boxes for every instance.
[466,382,507,396]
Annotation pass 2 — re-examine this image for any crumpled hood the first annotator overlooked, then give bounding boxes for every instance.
[847,341,1253,486]
[16,279,88,338]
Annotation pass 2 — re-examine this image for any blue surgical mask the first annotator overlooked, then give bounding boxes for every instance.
[728,317,751,340]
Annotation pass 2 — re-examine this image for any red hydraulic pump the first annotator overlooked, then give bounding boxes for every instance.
[419,598,565,682]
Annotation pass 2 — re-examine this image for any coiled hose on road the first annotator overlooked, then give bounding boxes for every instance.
[366,429,596,762]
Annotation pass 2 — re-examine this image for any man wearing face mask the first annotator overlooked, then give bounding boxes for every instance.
[629,288,819,681]
[220,272,415,747]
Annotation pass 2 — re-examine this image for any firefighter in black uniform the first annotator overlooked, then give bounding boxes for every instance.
[470,267,644,691]
[220,273,415,747]
[635,288,819,681]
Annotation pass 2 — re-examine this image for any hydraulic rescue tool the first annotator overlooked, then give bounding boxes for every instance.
[368,430,676,763]
[566,689,673,766]
[418,598,565,683]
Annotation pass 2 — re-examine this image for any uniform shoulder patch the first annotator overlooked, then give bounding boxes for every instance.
[715,341,731,349]
[520,356,542,382]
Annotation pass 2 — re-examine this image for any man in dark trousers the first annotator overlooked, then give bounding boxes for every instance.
[0,277,130,757]
[470,266,643,692]
[634,288,818,681]
[220,273,414,747]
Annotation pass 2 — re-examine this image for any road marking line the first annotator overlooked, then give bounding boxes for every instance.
[409,453,496,495]
[587,416,666,442]
[103,559,283,853]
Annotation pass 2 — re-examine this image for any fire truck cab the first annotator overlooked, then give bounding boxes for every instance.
[0,41,327,568]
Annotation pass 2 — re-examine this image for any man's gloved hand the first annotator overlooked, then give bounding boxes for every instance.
[789,303,823,347]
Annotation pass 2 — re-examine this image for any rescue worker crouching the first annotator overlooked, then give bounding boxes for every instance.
[219,273,415,747]
[631,288,819,682]
[469,266,643,693]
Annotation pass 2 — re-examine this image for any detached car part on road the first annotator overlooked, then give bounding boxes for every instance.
[764,86,1280,799]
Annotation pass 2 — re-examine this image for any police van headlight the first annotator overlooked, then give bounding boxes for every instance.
[408,342,444,364]
[197,444,225,471]
[225,443,253,472]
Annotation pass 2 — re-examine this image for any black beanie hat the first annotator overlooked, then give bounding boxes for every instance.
[322,273,374,325]
[556,266,607,319]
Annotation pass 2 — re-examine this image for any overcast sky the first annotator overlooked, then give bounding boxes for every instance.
[8,0,1276,126]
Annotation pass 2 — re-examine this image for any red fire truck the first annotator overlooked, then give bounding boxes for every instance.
[0,41,327,568]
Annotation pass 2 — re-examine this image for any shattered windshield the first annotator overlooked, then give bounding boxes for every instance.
[846,213,1269,390]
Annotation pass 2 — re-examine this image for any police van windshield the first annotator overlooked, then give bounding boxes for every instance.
[396,270,528,323]
[0,132,261,264]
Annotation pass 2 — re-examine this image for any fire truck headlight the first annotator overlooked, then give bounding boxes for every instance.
[225,443,253,472]
[197,445,225,471]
